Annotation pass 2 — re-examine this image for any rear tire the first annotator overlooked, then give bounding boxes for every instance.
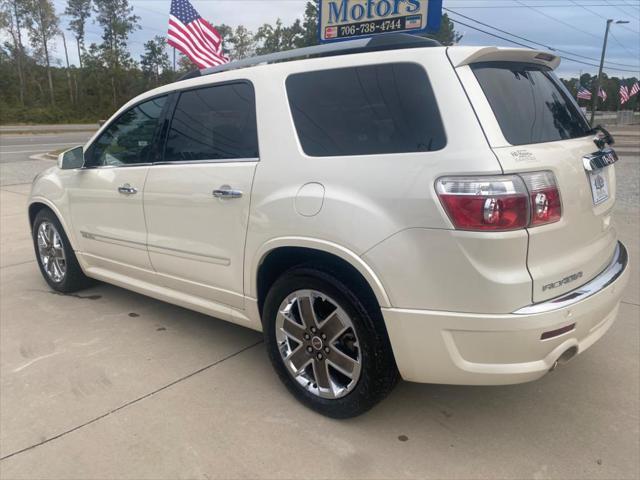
[32,208,93,293]
[263,266,398,418]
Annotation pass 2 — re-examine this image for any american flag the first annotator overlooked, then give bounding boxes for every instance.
[168,0,228,69]
[577,86,592,100]
[620,84,630,105]
[598,87,607,101]
[630,81,640,98]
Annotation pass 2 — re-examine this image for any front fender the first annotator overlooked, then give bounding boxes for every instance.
[28,168,78,251]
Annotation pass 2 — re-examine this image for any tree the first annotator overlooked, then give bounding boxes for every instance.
[93,0,139,106]
[1,0,27,106]
[430,13,462,46]
[23,0,59,106]
[296,1,318,48]
[176,52,193,74]
[255,18,303,55]
[140,35,170,87]
[214,23,233,58]
[64,0,91,68]
[230,25,255,60]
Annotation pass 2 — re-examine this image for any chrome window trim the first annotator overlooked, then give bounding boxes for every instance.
[513,242,628,315]
[81,163,153,170]
[153,158,259,166]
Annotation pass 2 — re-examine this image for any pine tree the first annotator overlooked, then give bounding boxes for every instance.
[93,0,139,107]
[23,0,59,106]
[64,0,91,69]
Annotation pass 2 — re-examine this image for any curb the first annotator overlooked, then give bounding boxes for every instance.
[0,129,98,136]
[29,153,58,161]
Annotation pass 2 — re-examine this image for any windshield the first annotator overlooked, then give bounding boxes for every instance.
[472,62,591,146]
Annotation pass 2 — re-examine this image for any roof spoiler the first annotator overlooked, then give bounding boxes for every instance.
[448,47,561,70]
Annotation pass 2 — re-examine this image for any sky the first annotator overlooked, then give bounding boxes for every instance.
[42,0,640,79]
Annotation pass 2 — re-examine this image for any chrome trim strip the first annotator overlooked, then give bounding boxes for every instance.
[514,242,628,315]
[81,231,231,266]
[80,231,147,251]
[147,244,230,266]
[82,163,153,170]
[153,158,259,166]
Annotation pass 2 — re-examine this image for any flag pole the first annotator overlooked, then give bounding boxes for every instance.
[173,47,176,71]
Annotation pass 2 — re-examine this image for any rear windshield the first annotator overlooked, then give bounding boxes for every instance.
[472,62,591,146]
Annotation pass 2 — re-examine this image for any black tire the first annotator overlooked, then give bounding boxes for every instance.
[32,208,93,293]
[263,265,399,418]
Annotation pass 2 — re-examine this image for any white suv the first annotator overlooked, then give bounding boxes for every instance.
[29,35,629,417]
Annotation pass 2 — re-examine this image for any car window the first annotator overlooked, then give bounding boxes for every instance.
[86,96,167,167]
[163,82,259,162]
[286,63,446,157]
[472,62,591,146]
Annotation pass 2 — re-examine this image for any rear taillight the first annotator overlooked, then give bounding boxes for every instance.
[520,171,562,226]
[436,176,529,231]
[436,171,561,231]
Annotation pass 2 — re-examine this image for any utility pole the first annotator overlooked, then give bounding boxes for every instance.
[590,19,630,125]
[61,32,74,105]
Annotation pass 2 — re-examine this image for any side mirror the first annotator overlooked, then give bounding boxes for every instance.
[58,146,84,170]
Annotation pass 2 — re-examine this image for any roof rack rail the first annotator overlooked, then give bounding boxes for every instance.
[177,33,440,81]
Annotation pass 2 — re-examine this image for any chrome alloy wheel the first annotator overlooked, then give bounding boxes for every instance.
[275,290,362,399]
[36,221,67,283]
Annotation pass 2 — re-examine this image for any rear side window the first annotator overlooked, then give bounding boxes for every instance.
[472,62,591,146]
[286,63,446,157]
[163,82,258,162]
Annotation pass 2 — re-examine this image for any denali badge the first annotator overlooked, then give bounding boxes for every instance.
[543,272,583,291]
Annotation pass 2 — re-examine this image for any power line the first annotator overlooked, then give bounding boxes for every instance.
[609,28,640,57]
[445,7,640,68]
[445,2,640,8]
[449,17,640,73]
[621,0,640,10]
[605,0,640,19]
[514,0,603,41]
[568,0,640,38]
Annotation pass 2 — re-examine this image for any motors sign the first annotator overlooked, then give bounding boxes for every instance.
[319,0,442,42]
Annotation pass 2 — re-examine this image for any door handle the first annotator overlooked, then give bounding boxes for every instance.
[213,186,243,199]
[118,184,138,195]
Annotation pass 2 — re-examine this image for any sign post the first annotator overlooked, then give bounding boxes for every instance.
[319,0,442,43]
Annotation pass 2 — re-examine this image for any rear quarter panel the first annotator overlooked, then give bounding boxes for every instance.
[243,47,528,312]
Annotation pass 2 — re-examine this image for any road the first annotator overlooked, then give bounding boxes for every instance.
[0,127,638,479]
[0,131,94,186]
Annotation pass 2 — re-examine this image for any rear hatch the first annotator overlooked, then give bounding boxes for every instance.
[449,47,618,303]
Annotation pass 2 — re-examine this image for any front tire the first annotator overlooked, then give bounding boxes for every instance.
[263,266,398,418]
[32,208,92,293]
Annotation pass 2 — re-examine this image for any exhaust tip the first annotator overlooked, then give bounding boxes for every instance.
[549,346,579,372]
[557,346,578,365]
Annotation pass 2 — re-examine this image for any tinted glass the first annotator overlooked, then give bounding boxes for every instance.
[472,63,591,146]
[87,96,166,167]
[164,83,258,161]
[286,63,446,157]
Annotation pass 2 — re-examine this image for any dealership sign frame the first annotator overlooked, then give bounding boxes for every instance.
[319,0,443,43]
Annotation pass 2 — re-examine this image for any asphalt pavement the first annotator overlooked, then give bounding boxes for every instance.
[0,125,638,479]
[0,131,93,186]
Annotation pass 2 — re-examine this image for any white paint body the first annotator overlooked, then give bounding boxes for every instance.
[29,45,630,385]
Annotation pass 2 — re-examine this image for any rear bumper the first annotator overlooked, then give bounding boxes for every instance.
[382,242,629,385]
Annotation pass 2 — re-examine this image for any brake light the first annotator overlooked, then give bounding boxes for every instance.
[436,176,529,231]
[520,171,562,226]
[436,171,561,231]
